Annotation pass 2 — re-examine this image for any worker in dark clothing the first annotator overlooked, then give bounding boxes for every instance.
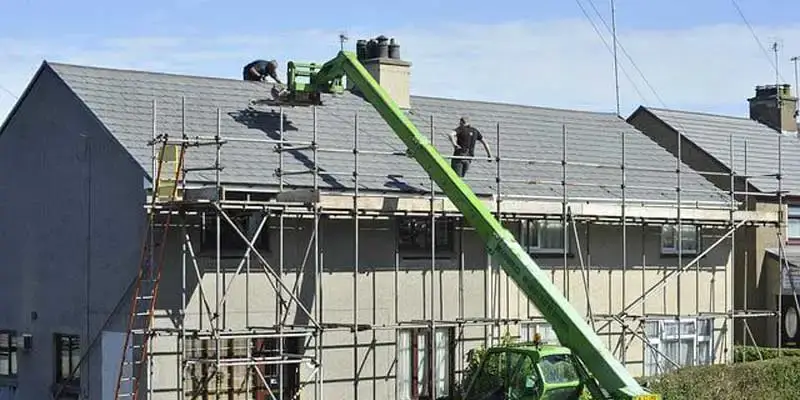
[448,116,492,177]
[243,59,282,84]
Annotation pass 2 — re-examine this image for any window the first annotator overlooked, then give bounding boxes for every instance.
[0,331,17,377]
[397,328,454,400]
[398,217,455,256]
[252,337,301,400]
[643,318,713,376]
[54,334,80,388]
[519,322,559,345]
[185,337,300,399]
[520,220,567,254]
[660,224,698,255]
[788,205,800,241]
[201,211,270,253]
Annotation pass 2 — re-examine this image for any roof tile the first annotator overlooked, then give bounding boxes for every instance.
[46,62,727,202]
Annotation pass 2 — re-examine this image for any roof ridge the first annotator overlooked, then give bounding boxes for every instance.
[646,106,756,122]
[46,60,624,116]
[45,60,243,84]
[410,94,621,117]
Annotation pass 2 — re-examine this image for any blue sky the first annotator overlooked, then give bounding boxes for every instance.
[4,0,795,35]
[2,0,800,120]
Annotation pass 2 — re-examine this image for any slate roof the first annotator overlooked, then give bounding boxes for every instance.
[38,61,727,203]
[636,107,800,196]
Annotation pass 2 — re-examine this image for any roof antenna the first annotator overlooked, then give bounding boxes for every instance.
[339,32,349,51]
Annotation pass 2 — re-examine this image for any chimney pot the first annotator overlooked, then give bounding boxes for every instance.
[350,35,412,109]
[388,38,401,59]
[376,35,390,59]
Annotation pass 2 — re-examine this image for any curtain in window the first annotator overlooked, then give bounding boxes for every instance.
[0,334,7,376]
[434,329,450,398]
[397,331,411,400]
[416,332,428,396]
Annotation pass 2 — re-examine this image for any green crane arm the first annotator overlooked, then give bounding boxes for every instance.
[311,51,657,400]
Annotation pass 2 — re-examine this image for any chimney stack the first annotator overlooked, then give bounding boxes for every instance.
[747,84,799,134]
[349,35,412,109]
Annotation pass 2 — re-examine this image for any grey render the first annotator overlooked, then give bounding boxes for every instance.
[627,105,798,348]
[0,61,735,398]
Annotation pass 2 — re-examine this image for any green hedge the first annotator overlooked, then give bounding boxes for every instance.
[734,345,800,362]
[642,356,800,399]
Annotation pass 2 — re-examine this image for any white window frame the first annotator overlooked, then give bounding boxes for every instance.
[660,224,699,255]
[519,322,559,345]
[787,205,800,241]
[643,317,713,377]
[521,220,569,254]
[396,327,453,400]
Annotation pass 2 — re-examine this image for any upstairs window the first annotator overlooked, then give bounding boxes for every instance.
[397,217,455,258]
[660,225,698,255]
[788,205,800,241]
[201,212,270,254]
[520,220,568,255]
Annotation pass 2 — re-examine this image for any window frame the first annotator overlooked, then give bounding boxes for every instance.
[787,204,800,242]
[396,327,455,400]
[0,330,17,378]
[200,211,271,254]
[660,224,699,256]
[54,333,80,390]
[519,322,559,345]
[397,216,456,259]
[519,220,569,255]
[642,317,714,376]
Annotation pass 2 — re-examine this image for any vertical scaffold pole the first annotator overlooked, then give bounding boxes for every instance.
[353,110,361,400]
[620,130,627,365]
[429,114,437,400]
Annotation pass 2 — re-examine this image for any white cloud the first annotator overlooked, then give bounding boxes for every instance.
[2,19,800,124]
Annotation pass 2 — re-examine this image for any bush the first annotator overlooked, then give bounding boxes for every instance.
[644,356,800,400]
[734,345,800,362]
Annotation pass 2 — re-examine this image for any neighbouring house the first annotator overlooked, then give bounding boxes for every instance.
[628,83,800,350]
[0,37,777,400]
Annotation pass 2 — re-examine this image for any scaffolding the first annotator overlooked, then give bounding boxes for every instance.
[135,96,793,399]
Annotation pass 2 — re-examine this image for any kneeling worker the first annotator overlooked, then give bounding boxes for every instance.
[243,59,282,84]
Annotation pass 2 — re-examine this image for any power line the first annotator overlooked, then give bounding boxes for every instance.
[0,83,18,101]
[730,0,787,83]
[580,0,670,109]
[572,0,649,106]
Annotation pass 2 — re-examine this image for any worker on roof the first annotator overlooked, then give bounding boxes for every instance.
[243,59,282,84]
[448,116,492,177]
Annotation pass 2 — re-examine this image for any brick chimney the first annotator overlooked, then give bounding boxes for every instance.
[349,35,412,109]
[747,84,799,134]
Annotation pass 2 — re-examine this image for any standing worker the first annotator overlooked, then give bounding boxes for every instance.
[448,116,492,177]
[243,59,282,84]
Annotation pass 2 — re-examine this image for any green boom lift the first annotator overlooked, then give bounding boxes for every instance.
[279,51,661,400]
